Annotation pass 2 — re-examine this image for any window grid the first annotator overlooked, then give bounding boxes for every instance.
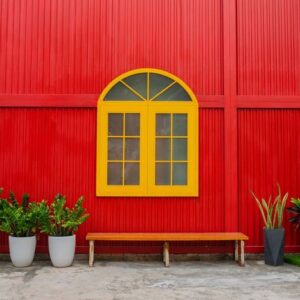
[155,113,188,186]
[104,71,191,102]
[107,113,140,186]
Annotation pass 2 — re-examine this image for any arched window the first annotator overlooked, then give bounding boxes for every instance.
[97,69,198,196]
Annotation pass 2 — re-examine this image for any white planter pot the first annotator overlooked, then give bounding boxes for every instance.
[48,235,76,267]
[9,235,36,267]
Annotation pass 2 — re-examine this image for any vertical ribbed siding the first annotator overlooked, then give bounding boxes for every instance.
[1,0,299,255]
[0,108,97,249]
[0,108,225,251]
[238,109,300,250]
[237,0,300,95]
[0,0,223,96]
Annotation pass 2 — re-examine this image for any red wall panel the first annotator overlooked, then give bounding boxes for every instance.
[0,108,225,252]
[237,0,300,95]
[0,0,223,96]
[0,0,300,254]
[238,109,300,251]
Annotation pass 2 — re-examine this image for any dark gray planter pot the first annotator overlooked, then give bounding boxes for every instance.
[264,228,285,266]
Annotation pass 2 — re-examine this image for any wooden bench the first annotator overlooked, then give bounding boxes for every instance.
[86,232,249,267]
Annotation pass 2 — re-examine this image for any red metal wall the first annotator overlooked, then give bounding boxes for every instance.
[237,0,300,95]
[0,0,300,253]
[0,0,223,96]
[238,109,300,252]
[0,108,225,252]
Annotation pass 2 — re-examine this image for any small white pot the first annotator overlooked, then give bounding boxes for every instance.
[48,235,76,267]
[9,235,36,267]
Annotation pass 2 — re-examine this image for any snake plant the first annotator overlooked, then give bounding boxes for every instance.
[251,184,288,229]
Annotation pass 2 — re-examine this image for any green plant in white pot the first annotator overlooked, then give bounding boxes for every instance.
[251,184,288,266]
[39,194,89,267]
[0,189,42,267]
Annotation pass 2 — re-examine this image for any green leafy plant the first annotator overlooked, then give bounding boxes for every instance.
[0,189,43,237]
[39,194,89,236]
[287,198,300,230]
[284,254,300,267]
[250,184,288,229]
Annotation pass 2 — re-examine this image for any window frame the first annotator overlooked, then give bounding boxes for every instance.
[148,104,198,196]
[96,68,198,197]
[97,102,148,196]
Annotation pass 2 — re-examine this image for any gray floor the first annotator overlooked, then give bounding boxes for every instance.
[0,259,300,300]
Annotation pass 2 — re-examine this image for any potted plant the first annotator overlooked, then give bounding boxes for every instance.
[251,184,288,266]
[287,197,300,229]
[39,194,89,267]
[0,189,42,267]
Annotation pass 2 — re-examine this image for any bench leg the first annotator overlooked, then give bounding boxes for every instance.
[240,240,245,267]
[89,240,94,267]
[163,242,170,267]
[234,240,239,262]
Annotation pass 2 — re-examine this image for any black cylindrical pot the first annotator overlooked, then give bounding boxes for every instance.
[264,228,285,266]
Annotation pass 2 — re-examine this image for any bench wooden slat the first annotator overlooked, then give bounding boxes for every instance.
[86,232,249,242]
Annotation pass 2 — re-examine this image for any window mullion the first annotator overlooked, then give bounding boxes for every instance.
[120,80,146,101]
[122,113,125,186]
[147,73,150,101]
[170,113,173,186]
[146,103,149,195]
[150,81,176,101]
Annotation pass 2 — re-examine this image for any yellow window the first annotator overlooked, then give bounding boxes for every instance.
[96,69,198,197]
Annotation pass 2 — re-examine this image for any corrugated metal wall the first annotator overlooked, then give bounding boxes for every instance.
[0,0,300,253]
[0,0,223,96]
[0,108,225,252]
[238,109,300,251]
[237,0,300,95]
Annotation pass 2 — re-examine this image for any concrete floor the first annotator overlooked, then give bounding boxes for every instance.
[0,259,300,300]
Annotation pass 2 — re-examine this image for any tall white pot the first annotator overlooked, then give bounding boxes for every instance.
[9,235,36,267]
[48,235,76,267]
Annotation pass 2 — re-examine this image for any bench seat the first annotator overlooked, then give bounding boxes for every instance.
[86,232,249,267]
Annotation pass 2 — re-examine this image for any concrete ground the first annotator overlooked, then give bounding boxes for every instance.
[0,259,300,300]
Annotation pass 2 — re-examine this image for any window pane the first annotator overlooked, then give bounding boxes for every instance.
[125,113,140,136]
[172,138,187,161]
[150,73,174,99]
[124,163,139,185]
[107,162,122,185]
[156,114,170,136]
[104,82,142,101]
[153,83,191,101]
[156,138,170,161]
[172,163,187,185]
[155,163,170,185]
[123,74,147,99]
[108,138,123,160]
[173,114,187,136]
[108,113,123,136]
[125,138,140,160]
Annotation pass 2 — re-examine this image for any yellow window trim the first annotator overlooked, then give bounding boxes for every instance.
[96,68,198,197]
